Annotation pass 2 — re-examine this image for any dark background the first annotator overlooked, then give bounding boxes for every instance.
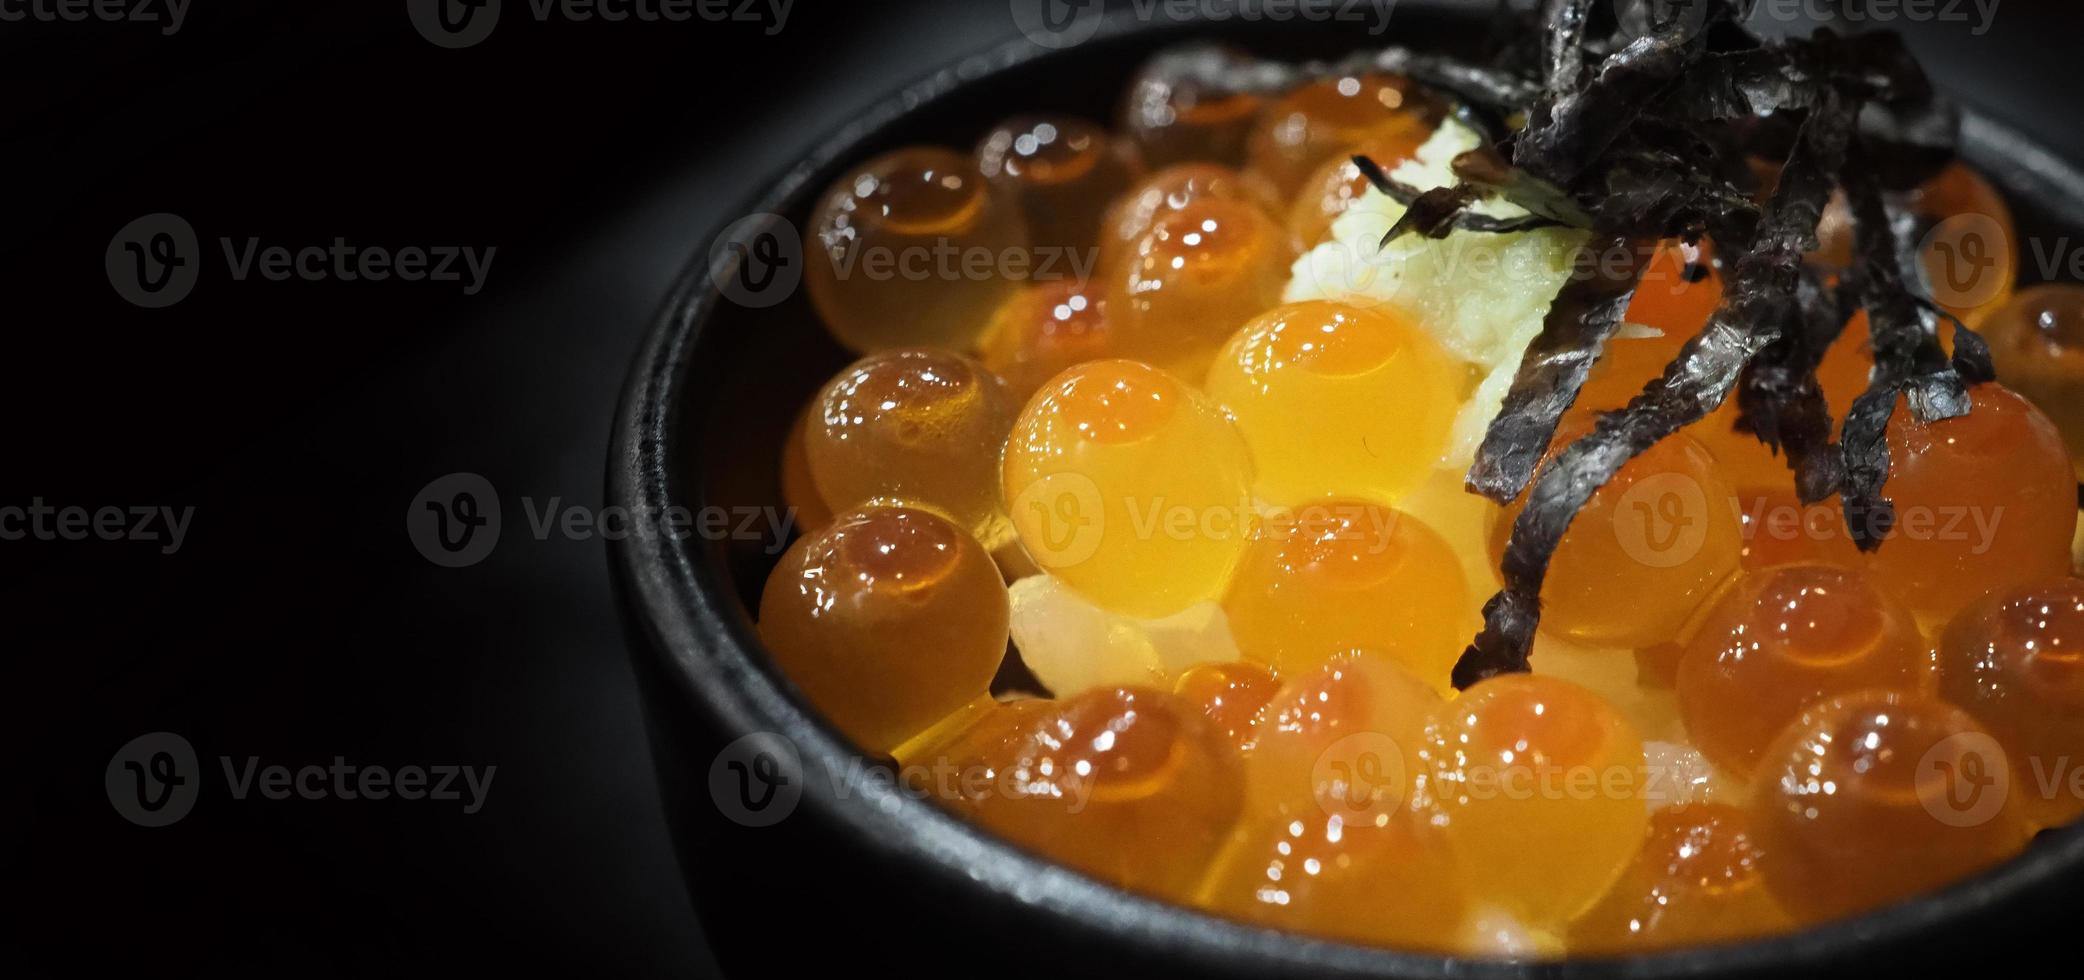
[3,1,2079,976]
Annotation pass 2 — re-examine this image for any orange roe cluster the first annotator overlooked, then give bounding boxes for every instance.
[767,75,2060,960]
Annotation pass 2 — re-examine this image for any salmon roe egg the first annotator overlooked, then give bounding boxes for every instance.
[1121,53,1263,168]
[1204,300,1460,505]
[1108,198,1291,381]
[1172,660,1281,753]
[1284,131,1430,247]
[1912,162,2018,326]
[1676,563,1928,775]
[758,507,1009,754]
[1489,427,1743,648]
[1866,384,2074,624]
[979,279,1114,406]
[1576,240,1724,414]
[1099,163,1262,274]
[1979,284,2084,470]
[1241,651,1442,822]
[1244,73,1442,205]
[1001,359,1255,618]
[977,115,1143,253]
[1750,690,2028,923]
[805,147,1029,353]
[1569,803,1791,954]
[1733,488,1862,572]
[1936,577,2084,829]
[954,686,1244,902]
[1411,673,1649,929]
[1225,500,1469,682]
[1200,806,1470,952]
[806,349,1016,543]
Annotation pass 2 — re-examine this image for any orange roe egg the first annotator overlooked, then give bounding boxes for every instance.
[980,279,1114,406]
[1733,488,1862,572]
[1284,131,1430,247]
[1570,803,1792,954]
[1750,690,2029,923]
[806,348,1017,543]
[1099,163,1263,274]
[1866,384,2075,624]
[1173,660,1281,753]
[805,147,1029,353]
[1242,651,1443,823]
[1912,163,2018,327]
[1489,427,1743,648]
[955,686,1244,901]
[1676,563,1928,775]
[758,507,1009,754]
[1936,577,2084,829]
[1121,55,1263,168]
[1226,500,1469,682]
[1108,198,1291,381]
[1244,74,1443,205]
[977,115,1143,253]
[1200,806,1469,952]
[1204,300,1460,505]
[1411,673,1648,929]
[1001,359,1256,617]
[1979,284,2084,471]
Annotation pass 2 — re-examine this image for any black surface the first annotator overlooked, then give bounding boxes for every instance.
[6,2,2084,977]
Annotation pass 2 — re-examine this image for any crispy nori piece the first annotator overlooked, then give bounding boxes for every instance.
[1833,150,1976,549]
[1541,0,1601,96]
[1515,29,1703,188]
[1456,90,1861,689]
[1733,268,1856,503]
[1466,236,1644,502]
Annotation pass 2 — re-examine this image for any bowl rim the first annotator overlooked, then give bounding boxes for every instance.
[608,10,2084,976]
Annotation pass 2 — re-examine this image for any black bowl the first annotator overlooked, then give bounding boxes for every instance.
[609,8,2084,977]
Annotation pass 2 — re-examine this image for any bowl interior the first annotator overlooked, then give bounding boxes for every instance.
[630,10,2084,977]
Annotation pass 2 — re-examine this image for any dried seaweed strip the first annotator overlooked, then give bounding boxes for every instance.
[1835,155,1973,549]
[1735,268,1855,502]
[1466,237,1644,502]
[1515,29,1702,188]
[1542,0,1600,96]
[1596,140,1760,246]
[1456,90,1860,689]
